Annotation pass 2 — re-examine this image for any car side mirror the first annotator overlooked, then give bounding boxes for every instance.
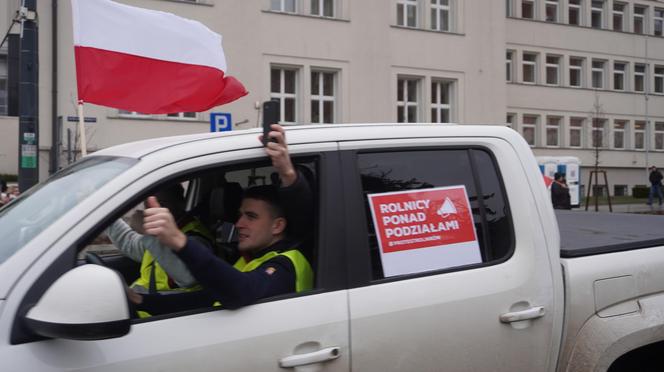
[24,264,131,341]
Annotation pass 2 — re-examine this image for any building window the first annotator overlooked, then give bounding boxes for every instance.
[569,117,584,148]
[506,0,514,17]
[569,0,582,25]
[655,65,664,94]
[656,122,664,150]
[634,120,646,150]
[592,60,605,89]
[506,50,514,82]
[311,70,335,124]
[655,8,664,36]
[545,0,558,22]
[431,80,453,123]
[0,53,7,116]
[592,118,606,148]
[634,6,646,34]
[613,2,625,31]
[166,112,197,119]
[431,0,451,31]
[634,64,646,93]
[614,62,627,91]
[633,6,647,34]
[591,0,605,29]
[613,120,627,149]
[569,57,584,87]
[522,52,537,84]
[271,67,298,124]
[506,113,516,128]
[397,77,419,123]
[546,116,561,146]
[522,115,537,146]
[118,110,151,117]
[522,0,534,19]
[311,0,334,17]
[397,0,418,27]
[546,55,561,85]
[271,0,296,12]
[614,185,628,196]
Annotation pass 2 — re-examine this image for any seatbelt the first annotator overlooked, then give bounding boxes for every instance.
[148,260,157,294]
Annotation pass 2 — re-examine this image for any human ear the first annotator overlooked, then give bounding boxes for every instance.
[272,217,287,236]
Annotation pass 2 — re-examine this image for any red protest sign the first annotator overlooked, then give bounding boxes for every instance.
[368,185,481,277]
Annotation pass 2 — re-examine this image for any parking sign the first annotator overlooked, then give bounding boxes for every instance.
[210,113,232,132]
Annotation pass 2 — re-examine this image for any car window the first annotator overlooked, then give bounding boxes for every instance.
[0,156,136,265]
[79,157,319,320]
[357,148,513,280]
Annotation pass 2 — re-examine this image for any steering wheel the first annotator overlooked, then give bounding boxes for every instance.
[85,251,108,267]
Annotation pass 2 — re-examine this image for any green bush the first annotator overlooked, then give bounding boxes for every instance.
[0,174,18,183]
[632,185,649,198]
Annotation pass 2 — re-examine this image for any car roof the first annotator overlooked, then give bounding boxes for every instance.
[90,123,518,161]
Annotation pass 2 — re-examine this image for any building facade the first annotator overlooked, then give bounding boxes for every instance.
[0,0,663,196]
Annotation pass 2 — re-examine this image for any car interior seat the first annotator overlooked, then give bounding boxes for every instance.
[208,182,243,262]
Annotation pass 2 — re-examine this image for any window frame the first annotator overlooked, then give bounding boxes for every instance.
[430,79,453,123]
[569,57,584,88]
[612,2,626,31]
[522,114,538,147]
[397,0,418,27]
[310,69,337,124]
[569,117,584,148]
[613,61,627,91]
[634,120,646,150]
[522,0,535,19]
[545,0,559,22]
[591,0,605,29]
[270,66,300,124]
[633,5,647,35]
[545,116,561,147]
[311,0,334,17]
[613,119,627,149]
[634,63,646,93]
[655,122,664,150]
[592,59,606,89]
[341,146,516,287]
[591,118,607,148]
[655,8,664,36]
[545,54,561,86]
[506,50,515,82]
[431,0,452,32]
[568,0,582,26]
[522,52,538,84]
[271,0,297,13]
[397,76,421,123]
[655,65,664,94]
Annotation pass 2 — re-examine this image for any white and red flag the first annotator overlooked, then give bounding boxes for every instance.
[71,0,247,114]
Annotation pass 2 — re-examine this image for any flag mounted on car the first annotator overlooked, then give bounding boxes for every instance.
[71,0,248,114]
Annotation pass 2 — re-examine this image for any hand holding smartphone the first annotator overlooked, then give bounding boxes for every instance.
[262,99,280,146]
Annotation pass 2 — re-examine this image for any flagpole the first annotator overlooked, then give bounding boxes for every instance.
[78,100,87,157]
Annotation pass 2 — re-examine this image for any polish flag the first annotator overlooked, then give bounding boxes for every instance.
[71,0,247,114]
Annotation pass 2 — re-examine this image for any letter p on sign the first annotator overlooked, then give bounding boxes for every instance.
[210,113,232,132]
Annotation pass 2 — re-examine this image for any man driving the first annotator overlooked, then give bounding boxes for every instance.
[130,124,313,312]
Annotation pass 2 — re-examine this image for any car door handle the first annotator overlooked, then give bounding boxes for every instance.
[499,306,545,323]
[279,346,341,368]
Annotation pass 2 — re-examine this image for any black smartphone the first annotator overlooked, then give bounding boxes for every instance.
[262,99,280,146]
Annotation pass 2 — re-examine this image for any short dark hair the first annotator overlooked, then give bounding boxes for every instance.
[243,185,285,219]
[554,172,562,181]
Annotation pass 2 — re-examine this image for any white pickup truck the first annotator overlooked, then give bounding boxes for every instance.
[1,124,664,372]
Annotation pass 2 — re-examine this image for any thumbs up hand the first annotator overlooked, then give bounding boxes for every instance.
[143,196,187,251]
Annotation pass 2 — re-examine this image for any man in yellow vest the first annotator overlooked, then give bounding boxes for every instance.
[130,124,313,312]
[107,184,213,295]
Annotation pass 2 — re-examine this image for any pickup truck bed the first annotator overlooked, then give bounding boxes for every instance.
[557,211,664,257]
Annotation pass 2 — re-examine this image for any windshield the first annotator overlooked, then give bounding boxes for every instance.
[0,156,136,264]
